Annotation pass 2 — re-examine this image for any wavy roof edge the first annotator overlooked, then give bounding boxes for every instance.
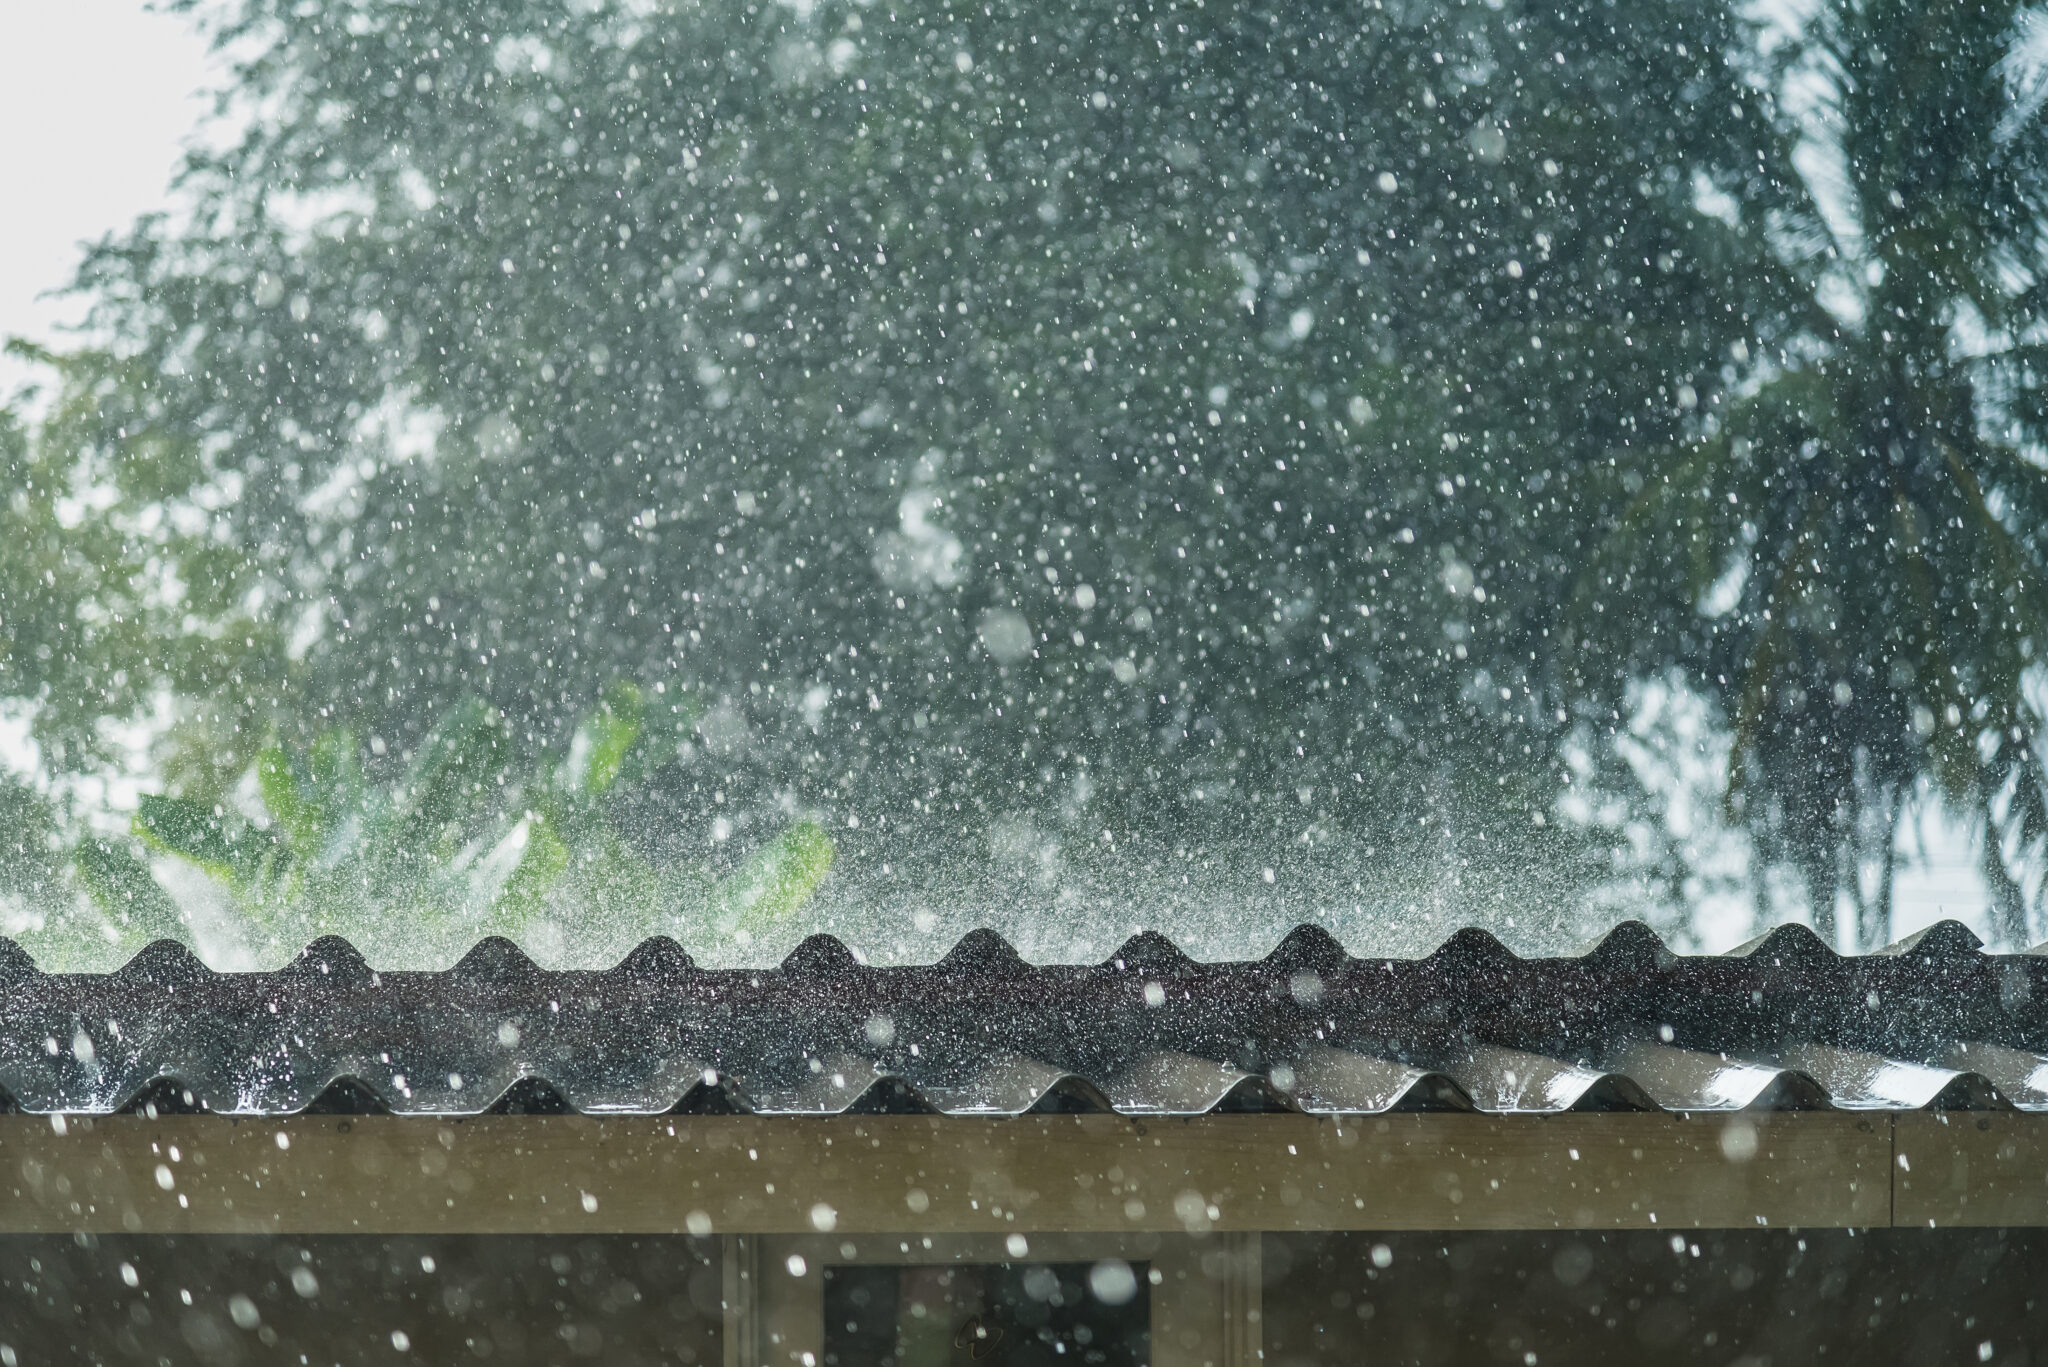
[6,1053,2031,1120]
[4,917,2047,1119]
[1,916,2039,983]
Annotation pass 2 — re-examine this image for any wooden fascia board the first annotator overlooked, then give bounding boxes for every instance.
[0,1111,1922,1235]
[1894,1111,2048,1227]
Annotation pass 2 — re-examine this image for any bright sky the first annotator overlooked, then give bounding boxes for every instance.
[0,0,214,394]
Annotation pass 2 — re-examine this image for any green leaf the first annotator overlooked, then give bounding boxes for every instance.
[133,795,243,883]
[491,811,571,932]
[394,697,506,841]
[715,820,835,933]
[257,746,320,858]
[308,729,364,833]
[568,682,643,797]
[73,838,183,943]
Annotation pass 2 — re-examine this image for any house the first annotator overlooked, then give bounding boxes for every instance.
[1,920,2043,1363]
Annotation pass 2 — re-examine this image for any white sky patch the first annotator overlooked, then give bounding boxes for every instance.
[1997,7,2048,143]
[0,1,214,398]
[1699,552,1748,618]
[0,704,41,781]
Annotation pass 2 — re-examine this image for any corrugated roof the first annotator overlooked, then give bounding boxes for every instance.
[0,919,2043,1118]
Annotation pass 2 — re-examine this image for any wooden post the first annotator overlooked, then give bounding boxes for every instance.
[1223,1232,1262,1367]
[722,1234,762,1367]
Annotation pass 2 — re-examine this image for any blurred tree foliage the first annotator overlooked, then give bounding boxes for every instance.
[22,688,831,966]
[1577,0,2048,946]
[2,0,2045,950]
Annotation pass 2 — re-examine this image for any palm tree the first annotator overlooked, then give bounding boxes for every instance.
[1587,0,2048,947]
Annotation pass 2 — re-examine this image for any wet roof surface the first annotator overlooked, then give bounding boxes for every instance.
[2,920,2045,1117]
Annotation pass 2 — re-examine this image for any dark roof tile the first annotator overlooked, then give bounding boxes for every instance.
[1876,919,1983,960]
[3,925,2045,1118]
[116,939,212,988]
[451,936,543,985]
[781,933,861,978]
[937,928,1030,977]
[281,935,376,987]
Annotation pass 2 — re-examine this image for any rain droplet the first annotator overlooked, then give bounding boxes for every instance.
[1089,1259,1138,1305]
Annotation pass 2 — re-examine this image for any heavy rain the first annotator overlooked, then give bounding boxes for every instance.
[11,7,2048,1364]
[2,0,2046,972]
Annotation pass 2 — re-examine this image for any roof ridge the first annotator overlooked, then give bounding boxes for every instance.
[2,918,2044,976]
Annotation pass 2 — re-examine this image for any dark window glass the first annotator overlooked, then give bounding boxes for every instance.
[824,1261,1150,1366]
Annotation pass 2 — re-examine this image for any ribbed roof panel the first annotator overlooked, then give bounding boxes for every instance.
[1,920,2044,1117]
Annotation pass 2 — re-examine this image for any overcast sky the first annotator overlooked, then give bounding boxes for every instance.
[0,1,213,393]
